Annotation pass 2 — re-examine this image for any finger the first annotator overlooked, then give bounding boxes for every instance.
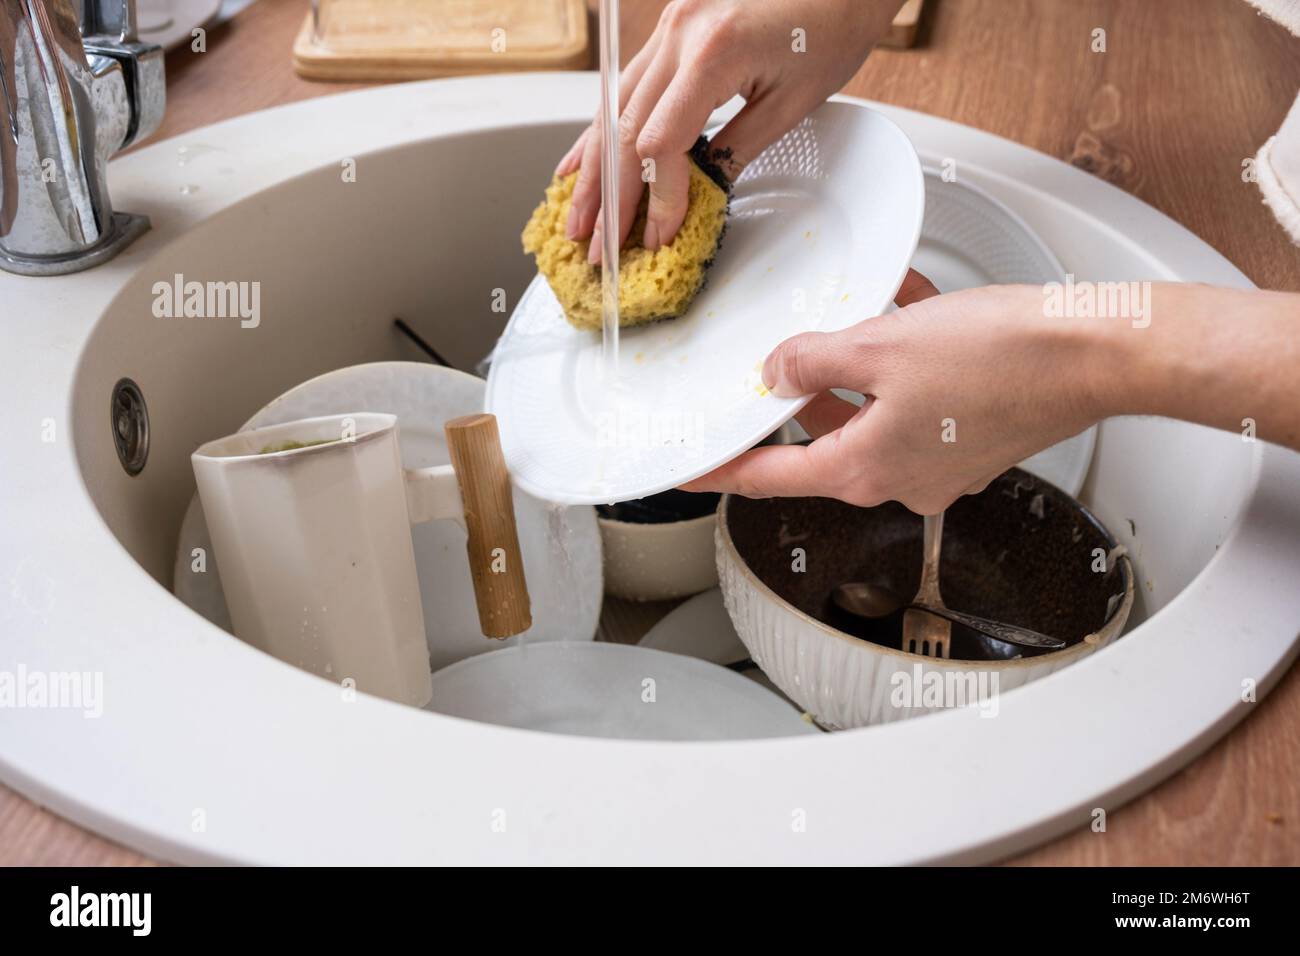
[643,151,691,250]
[681,442,840,499]
[590,52,678,263]
[617,29,663,113]
[567,38,664,242]
[635,58,737,247]
[555,127,588,177]
[963,471,1003,497]
[589,129,656,264]
[636,63,734,172]
[762,325,880,399]
[758,270,940,396]
[568,117,606,240]
[895,268,941,307]
[794,391,860,440]
[703,89,812,183]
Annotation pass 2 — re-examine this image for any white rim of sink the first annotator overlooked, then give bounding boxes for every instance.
[2,73,1298,865]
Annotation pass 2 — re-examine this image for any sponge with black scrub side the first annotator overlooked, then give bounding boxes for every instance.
[521,138,730,331]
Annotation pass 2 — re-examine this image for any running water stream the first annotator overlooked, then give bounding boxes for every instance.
[598,0,621,380]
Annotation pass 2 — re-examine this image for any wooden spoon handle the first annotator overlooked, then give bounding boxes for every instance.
[444,413,532,639]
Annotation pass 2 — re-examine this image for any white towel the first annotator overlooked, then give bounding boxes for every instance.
[1246,1,1300,244]
[1246,0,1300,35]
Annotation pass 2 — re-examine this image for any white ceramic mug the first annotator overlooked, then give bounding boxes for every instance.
[192,412,524,707]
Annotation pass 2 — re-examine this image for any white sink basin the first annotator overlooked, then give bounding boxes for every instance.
[2,73,1298,864]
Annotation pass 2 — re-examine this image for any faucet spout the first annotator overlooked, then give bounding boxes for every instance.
[0,0,165,275]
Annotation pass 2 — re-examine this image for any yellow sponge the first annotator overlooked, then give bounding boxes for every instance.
[521,153,729,331]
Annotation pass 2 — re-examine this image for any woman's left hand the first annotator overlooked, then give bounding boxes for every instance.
[683,272,1116,514]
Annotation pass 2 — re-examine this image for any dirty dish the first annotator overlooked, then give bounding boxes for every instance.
[902,511,952,658]
[638,588,749,667]
[598,496,720,602]
[717,468,1134,728]
[425,642,816,740]
[636,589,806,713]
[192,412,530,706]
[173,362,602,672]
[486,101,925,504]
[830,582,1067,651]
[596,422,796,601]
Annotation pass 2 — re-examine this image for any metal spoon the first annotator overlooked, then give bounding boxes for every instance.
[831,582,1067,651]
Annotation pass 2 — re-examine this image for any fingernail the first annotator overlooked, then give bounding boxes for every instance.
[565,204,580,239]
[761,352,780,392]
[644,221,660,251]
[762,352,799,398]
[588,228,602,265]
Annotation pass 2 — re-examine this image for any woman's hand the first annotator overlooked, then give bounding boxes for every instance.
[683,273,1118,514]
[559,0,902,263]
[687,277,1300,513]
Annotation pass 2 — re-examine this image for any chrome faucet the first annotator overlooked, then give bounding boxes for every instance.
[0,0,165,275]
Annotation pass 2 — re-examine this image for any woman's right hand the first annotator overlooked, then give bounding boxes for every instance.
[559,0,903,263]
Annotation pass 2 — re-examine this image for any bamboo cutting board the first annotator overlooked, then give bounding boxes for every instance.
[293,0,589,81]
[882,0,926,49]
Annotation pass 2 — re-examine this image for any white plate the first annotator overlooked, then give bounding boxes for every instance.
[486,101,924,505]
[172,362,603,672]
[639,588,748,666]
[426,642,817,740]
[136,0,223,53]
[639,587,806,712]
[914,167,1095,495]
[785,167,1095,494]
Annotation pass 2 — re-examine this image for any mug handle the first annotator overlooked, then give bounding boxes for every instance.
[403,414,533,640]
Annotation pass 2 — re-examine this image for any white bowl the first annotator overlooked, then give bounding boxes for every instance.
[425,641,817,740]
[598,423,796,602]
[598,510,717,602]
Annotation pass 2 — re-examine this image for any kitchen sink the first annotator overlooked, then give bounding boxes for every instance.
[2,73,1298,864]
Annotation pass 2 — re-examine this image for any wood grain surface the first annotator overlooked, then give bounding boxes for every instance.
[290,0,590,81]
[3,0,1297,867]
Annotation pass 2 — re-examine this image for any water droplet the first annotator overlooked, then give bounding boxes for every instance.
[177,144,223,166]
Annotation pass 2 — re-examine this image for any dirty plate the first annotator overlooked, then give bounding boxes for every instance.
[173,362,603,672]
[486,101,924,505]
[638,588,749,667]
[425,642,817,740]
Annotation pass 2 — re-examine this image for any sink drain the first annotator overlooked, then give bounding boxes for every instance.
[110,378,149,476]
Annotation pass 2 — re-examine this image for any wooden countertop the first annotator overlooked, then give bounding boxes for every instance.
[3,0,1297,866]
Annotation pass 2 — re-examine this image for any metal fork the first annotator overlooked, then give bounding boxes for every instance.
[903,512,952,658]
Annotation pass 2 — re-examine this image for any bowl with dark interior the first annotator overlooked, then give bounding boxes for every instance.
[716,468,1135,728]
